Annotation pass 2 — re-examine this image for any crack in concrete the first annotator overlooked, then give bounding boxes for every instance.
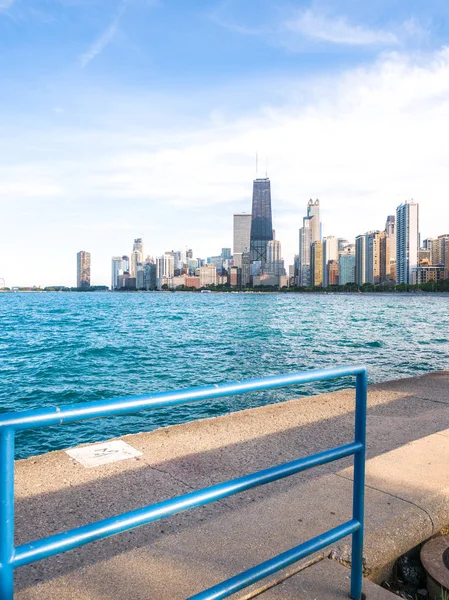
[149,464,195,491]
[408,394,449,407]
[148,464,233,509]
[334,472,436,534]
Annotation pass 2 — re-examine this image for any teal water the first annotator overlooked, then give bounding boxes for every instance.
[1,292,448,459]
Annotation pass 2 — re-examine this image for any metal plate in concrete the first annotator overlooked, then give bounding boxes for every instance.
[66,440,143,468]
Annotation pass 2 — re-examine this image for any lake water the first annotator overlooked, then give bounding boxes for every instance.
[1,292,448,459]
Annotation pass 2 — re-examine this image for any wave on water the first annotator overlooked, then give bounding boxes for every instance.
[1,292,448,459]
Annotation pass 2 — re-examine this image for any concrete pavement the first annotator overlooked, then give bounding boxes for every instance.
[13,369,449,599]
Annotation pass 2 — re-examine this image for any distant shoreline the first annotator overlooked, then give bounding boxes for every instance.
[1,289,448,296]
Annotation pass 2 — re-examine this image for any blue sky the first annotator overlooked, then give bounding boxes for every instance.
[1,0,449,286]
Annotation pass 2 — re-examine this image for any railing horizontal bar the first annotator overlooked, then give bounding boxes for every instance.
[0,365,365,431]
[13,441,362,567]
[188,520,360,600]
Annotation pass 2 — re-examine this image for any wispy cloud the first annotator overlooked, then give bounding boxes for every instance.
[208,1,267,36]
[0,0,15,11]
[209,14,266,36]
[284,9,399,46]
[80,0,128,68]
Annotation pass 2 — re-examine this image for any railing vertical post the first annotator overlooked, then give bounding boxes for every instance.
[350,369,367,600]
[0,428,15,600]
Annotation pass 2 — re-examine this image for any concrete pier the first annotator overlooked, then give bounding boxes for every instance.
[13,370,449,599]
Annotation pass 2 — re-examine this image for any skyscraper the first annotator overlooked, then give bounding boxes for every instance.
[133,238,144,257]
[121,255,130,272]
[355,235,367,285]
[130,250,141,278]
[379,231,391,283]
[385,216,396,262]
[299,217,312,286]
[396,200,419,285]
[77,251,91,288]
[366,231,390,284]
[130,238,144,278]
[266,240,285,276]
[233,213,252,255]
[366,231,378,285]
[339,254,356,285]
[322,236,339,287]
[156,253,175,279]
[307,199,321,243]
[311,241,323,287]
[339,244,356,285]
[250,178,273,266]
[328,260,339,285]
[241,249,251,287]
[111,256,122,290]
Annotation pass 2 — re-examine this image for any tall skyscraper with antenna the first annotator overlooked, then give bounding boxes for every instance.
[250,177,273,267]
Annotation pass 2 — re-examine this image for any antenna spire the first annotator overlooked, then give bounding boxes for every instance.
[256,152,258,177]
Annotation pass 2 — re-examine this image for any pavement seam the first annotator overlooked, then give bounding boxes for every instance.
[334,473,436,534]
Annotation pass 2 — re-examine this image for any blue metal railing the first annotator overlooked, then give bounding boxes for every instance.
[0,365,367,599]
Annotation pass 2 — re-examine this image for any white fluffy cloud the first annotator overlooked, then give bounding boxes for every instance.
[1,48,449,286]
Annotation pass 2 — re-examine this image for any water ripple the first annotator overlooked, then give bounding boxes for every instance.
[0,292,448,459]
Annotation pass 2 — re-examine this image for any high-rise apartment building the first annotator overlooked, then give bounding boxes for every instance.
[299,217,312,286]
[233,213,252,255]
[365,232,377,285]
[367,231,390,284]
[385,216,396,265]
[267,240,281,263]
[241,249,251,287]
[130,239,144,277]
[328,260,339,285]
[322,236,339,287]
[266,240,285,276]
[379,231,391,283]
[111,256,123,290]
[396,200,419,285]
[143,262,157,290]
[199,264,217,287]
[130,250,141,278]
[76,251,91,288]
[310,241,323,287]
[307,199,321,243]
[339,254,356,285]
[229,266,240,288]
[355,235,366,285]
[430,235,449,266]
[250,178,273,266]
[121,255,130,272]
[339,245,355,285]
[156,253,175,279]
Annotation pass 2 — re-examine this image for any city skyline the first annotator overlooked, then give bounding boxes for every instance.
[2,2,449,286]
[1,182,445,288]
[94,193,446,292]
